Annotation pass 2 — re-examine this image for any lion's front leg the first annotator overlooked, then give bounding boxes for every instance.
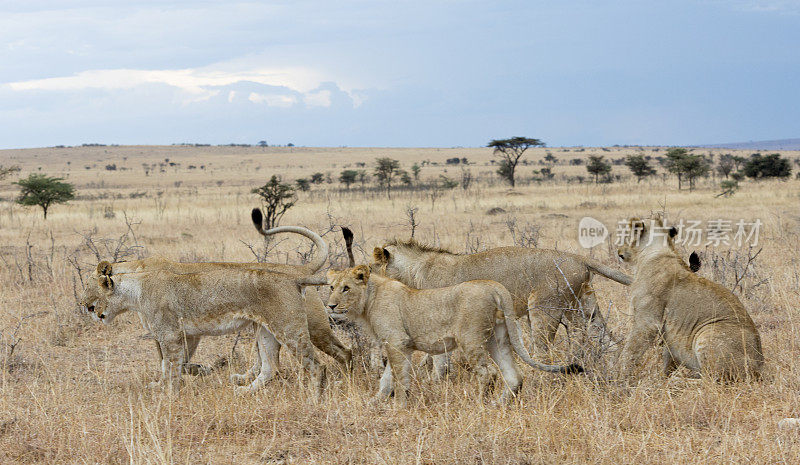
[374,362,394,401]
[618,322,658,380]
[385,345,413,408]
[158,336,185,393]
[182,336,212,376]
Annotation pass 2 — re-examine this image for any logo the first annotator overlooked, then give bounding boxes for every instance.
[578,217,608,249]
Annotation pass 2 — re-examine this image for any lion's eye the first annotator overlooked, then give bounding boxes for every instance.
[343,286,350,292]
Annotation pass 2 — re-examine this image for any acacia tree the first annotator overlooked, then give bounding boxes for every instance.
[411,162,421,182]
[624,154,656,183]
[252,175,296,229]
[15,173,75,218]
[661,148,710,190]
[682,154,711,190]
[743,153,792,179]
[374,157,401,197]
[717,154,735,178]
[662,148,689,189]
[488,137,545,187]
[356,170,369,190]
[339,169,358,189]
[586,155,612,184]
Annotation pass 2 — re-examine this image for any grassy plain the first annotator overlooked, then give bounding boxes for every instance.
[0,145,799,463]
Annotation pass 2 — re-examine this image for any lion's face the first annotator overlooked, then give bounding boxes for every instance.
[79,261,121,324]
[326,265,370,316]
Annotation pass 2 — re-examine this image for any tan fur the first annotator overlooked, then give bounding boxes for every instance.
[326,266,581,406]
[616,216,763,381]
[371,241,631,365]
[113,257,352,379]
[79,261,327,394]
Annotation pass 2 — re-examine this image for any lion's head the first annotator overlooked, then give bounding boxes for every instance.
[79,261,123,324]
[617,216,678,261]
[326,265,370,316]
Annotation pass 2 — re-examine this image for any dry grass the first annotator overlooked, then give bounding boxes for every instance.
[1,145,799,463]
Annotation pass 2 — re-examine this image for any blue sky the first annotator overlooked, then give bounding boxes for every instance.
[1,0,798,149]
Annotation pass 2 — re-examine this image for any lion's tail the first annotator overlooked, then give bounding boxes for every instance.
[584,259,632,286]
[342,227,356,267]
[494,286,583,375]
[250,208,329,274]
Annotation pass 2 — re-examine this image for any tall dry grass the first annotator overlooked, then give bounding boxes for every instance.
[0,146,799,463]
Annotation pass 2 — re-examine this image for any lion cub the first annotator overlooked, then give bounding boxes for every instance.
[326,265,582,406]
[617,217,763,381]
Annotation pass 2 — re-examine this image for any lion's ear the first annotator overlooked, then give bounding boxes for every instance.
[97,261,113,277]
[98,275,114,292]
[630,218,646,241]
[689,251,701,272]
[372,247,389,263]
[354,265,370,283]
[668,226,678,239]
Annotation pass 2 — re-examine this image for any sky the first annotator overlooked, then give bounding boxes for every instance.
[1,0,798,149]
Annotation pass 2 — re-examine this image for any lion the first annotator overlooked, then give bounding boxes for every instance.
[365,237,632,375]
[325,265,582,406]
[616,216,763,381]
[111,213,351,384]
[79,227,331,394]
[113,257,352,384]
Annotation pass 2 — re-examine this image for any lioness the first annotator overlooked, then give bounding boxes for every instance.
[114,257,352,384]
[326,265,582,406]
[80,229,330,394]
[113,214,351,383]
[616,216,763,381]
[367,238,632,374]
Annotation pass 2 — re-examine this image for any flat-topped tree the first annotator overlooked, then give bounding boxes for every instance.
[488,137,545,187]
[252,175,296,229]
[374,157,401,198]
[14,173,75,218]
[586,155,612,184]
[625,154,656,183]
[339,170,358,189]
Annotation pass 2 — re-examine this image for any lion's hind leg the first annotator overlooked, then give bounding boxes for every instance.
[527,289,562,356]
[233,325,281,392]
[487,322,523,403]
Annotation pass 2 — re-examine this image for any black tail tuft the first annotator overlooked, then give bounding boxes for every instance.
[251,208,263,230]
[689,251,701,273]
[563,363,584,374]
[342,227,355,267]
[342,227,353,245]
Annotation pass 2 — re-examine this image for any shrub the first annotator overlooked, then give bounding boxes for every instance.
[743,153,792,179]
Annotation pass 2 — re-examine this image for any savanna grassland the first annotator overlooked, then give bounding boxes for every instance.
[1,145,799,464]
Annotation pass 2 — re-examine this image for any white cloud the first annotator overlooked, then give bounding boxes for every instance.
[6,66,325,93]
[4,65,368,107]
[303,89,331,107]
[248,92,297,108]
